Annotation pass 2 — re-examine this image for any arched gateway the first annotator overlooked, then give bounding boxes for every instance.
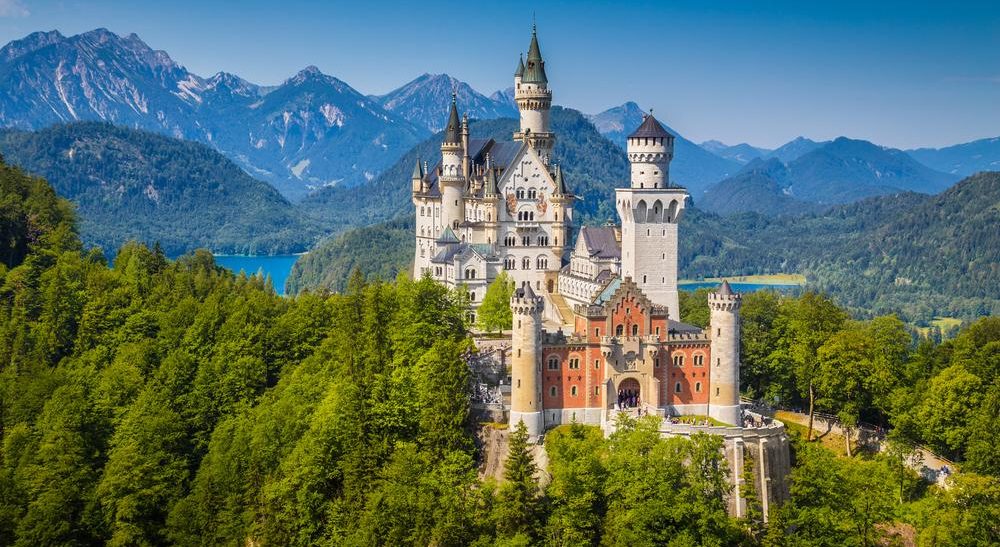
[617,377,641,408]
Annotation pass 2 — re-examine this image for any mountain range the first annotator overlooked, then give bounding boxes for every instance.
[699,137,960,215]
[373,73,517,132]
[0,29,429,199]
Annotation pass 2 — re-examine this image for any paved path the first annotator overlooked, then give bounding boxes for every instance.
[774,409,954,488]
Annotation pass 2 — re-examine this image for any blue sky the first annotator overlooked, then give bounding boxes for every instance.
[1,0,997,149]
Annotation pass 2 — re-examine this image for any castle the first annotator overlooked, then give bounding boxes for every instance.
[413,26,790,517]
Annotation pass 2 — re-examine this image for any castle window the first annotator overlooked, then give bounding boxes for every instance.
[469,292,475,302]
[655,327,660,335]
[631,324,639,336]
[555,212,558,221]
[550,386,556,397]
[717,328,721,336]
[537,235,548,246]
[717,358,721,367]
[522,236,531,246]
[528,188,537,199]
[647,229,650,236]
[548,357,559,370]
[504,256,515,269]
[536,256,548,269]
[595,360,600,369]
[595,386,600,395]
[595,328,600,337]
[505,234,516,246]
[643,275,647,283]
[517,188,525,199]
[695,382,702,393]
[522,257,531,270]
[571,386,578,397]
[694,354,705,367]
[716,387,720,396]
[616,324,624,336]
[675,382,682,393]
[673,354,685,367]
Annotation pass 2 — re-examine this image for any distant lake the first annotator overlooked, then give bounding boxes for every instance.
[214,255,300,296]
[679,281,800,293]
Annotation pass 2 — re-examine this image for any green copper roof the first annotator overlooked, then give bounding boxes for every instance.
[515,54,525,77]
[436,227,460,244]
[522,28,547,84]
[411,157,423,180]
[444,95,461,144]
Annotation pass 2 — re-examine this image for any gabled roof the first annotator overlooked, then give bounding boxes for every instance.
[580,226,621,260]
[629,114,671,139]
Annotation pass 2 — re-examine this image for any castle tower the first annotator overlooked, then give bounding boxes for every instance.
[615,113,687,320]
[513,25,554,158]
[708,281,742,426]
[550,164,571,252]
[440,95,466,231]
[509,283,544,438]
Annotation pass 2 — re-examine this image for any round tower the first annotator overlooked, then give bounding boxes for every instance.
[509,283,544,438]
[627,111,674,189]
[708,281,742,426]
[514,25,554,156]
[440,95,465,231]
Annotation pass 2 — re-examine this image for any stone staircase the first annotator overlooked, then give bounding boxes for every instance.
[547,292,576,327]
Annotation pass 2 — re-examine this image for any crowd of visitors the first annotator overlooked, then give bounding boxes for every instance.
[617,389,640,409]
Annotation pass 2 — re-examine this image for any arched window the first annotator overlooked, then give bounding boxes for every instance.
[547,357,559,370]
[570,386,578,397]
[504,234,516,246]
[537,235,548,246]
[694,354,705,367]
[528,188,537,199]
[631,324,639,336]
[536,256,548,269]
[615,324,624,336]
[675,382,682,393]
[522,235,531,246]
[695,382,702,393]
[504,256,515,269]
[517,188,525,199]
[522,257,530,270]
[673,354,685,367]
[529,211,534,221]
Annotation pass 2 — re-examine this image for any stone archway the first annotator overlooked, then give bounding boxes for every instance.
[617,377,641,409]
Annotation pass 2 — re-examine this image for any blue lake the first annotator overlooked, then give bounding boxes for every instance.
[214,255,301,296]
[679,281,801,293]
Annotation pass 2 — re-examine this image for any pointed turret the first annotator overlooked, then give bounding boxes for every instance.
[553,164,569,196]
[515,54,525,78]
[717,280,734,296]
[485,166,498,197]
[522,26,547,84]
[411,157,424,180]
[444,94,461,144]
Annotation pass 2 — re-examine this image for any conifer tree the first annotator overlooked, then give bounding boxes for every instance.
[495,420,541,541]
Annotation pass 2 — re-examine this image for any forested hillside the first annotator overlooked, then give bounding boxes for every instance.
[1,160,998,545]
[0,122,323,256]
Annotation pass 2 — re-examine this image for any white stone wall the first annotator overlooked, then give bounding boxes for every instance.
[616,188,687,320]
